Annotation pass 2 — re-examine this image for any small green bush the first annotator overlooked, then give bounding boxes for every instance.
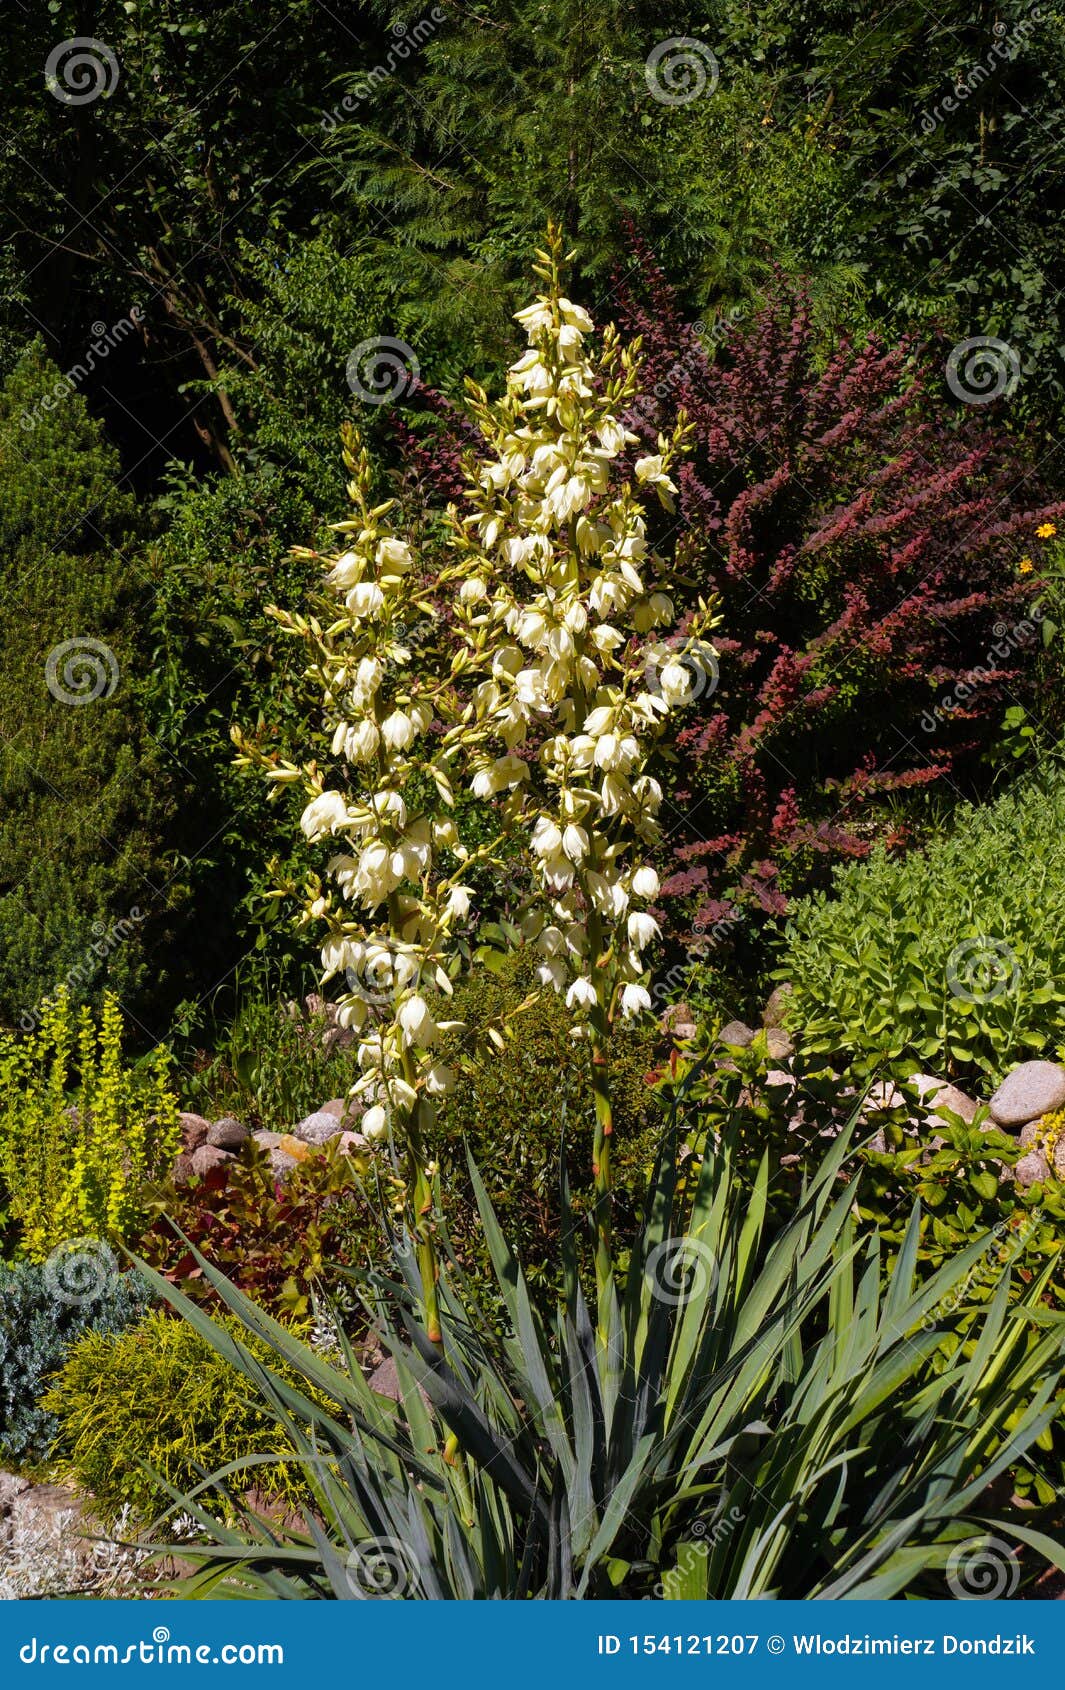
[0,1261,149,1467]
[43,1309,326,1525]
[0,989,179,1258]
[776,769,1065,1083]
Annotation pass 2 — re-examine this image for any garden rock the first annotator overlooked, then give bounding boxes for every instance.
[338,1129,369,1157]
[206,1115,248,1150]
[322,1024,355,1057]
[763,984,792,1029]
[252,1130,301,1180]
[717,1019,756,1048]
[293,1110,345,1147]
[1014,1148,1051,1187]
[988,1062,1065,1128]
[178,1111,210,1151]
[766,1027,793,1061]
[660,1002,697,1041]
[368,1355,430,1410]
[189,1143,232,1181]
[171,1151,196,1186]
[319,1097,361,1123]
[909,1074,978,1127]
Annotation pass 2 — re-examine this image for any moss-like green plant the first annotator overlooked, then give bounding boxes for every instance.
[0,989,179,1257]
[776,768,1065,1083]
[43,1309,325,1525]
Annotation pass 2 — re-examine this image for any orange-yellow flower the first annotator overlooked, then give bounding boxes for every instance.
[1019,557,1035,574]
[1036,522,1057,539]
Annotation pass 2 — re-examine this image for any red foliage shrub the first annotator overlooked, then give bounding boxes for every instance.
[393,246,1065,938]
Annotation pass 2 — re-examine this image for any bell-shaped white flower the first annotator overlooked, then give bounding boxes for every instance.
[631,865,660,899]
[620,983,652,1019]
[565,977,598,1010]
[301,791,349,840]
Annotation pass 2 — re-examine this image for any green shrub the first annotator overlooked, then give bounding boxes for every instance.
[776,768,1065,1083]
[0,343,178,1033]
[0,1261,149,1467]
[43,1309,326,1525]
[0,990,179,1258]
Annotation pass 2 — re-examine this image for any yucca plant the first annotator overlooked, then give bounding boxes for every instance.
[138,1090,1065,1600]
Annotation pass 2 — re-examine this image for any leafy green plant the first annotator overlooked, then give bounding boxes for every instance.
[139,1101,1065,1599]
[0,1261,150,1467]
[42,1309,330,1526]
[776,767,1065,1083]
[0,990,179,1259]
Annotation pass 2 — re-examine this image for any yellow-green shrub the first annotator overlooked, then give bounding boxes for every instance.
[43,1309,322,1524]
[0,990,179,1257]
